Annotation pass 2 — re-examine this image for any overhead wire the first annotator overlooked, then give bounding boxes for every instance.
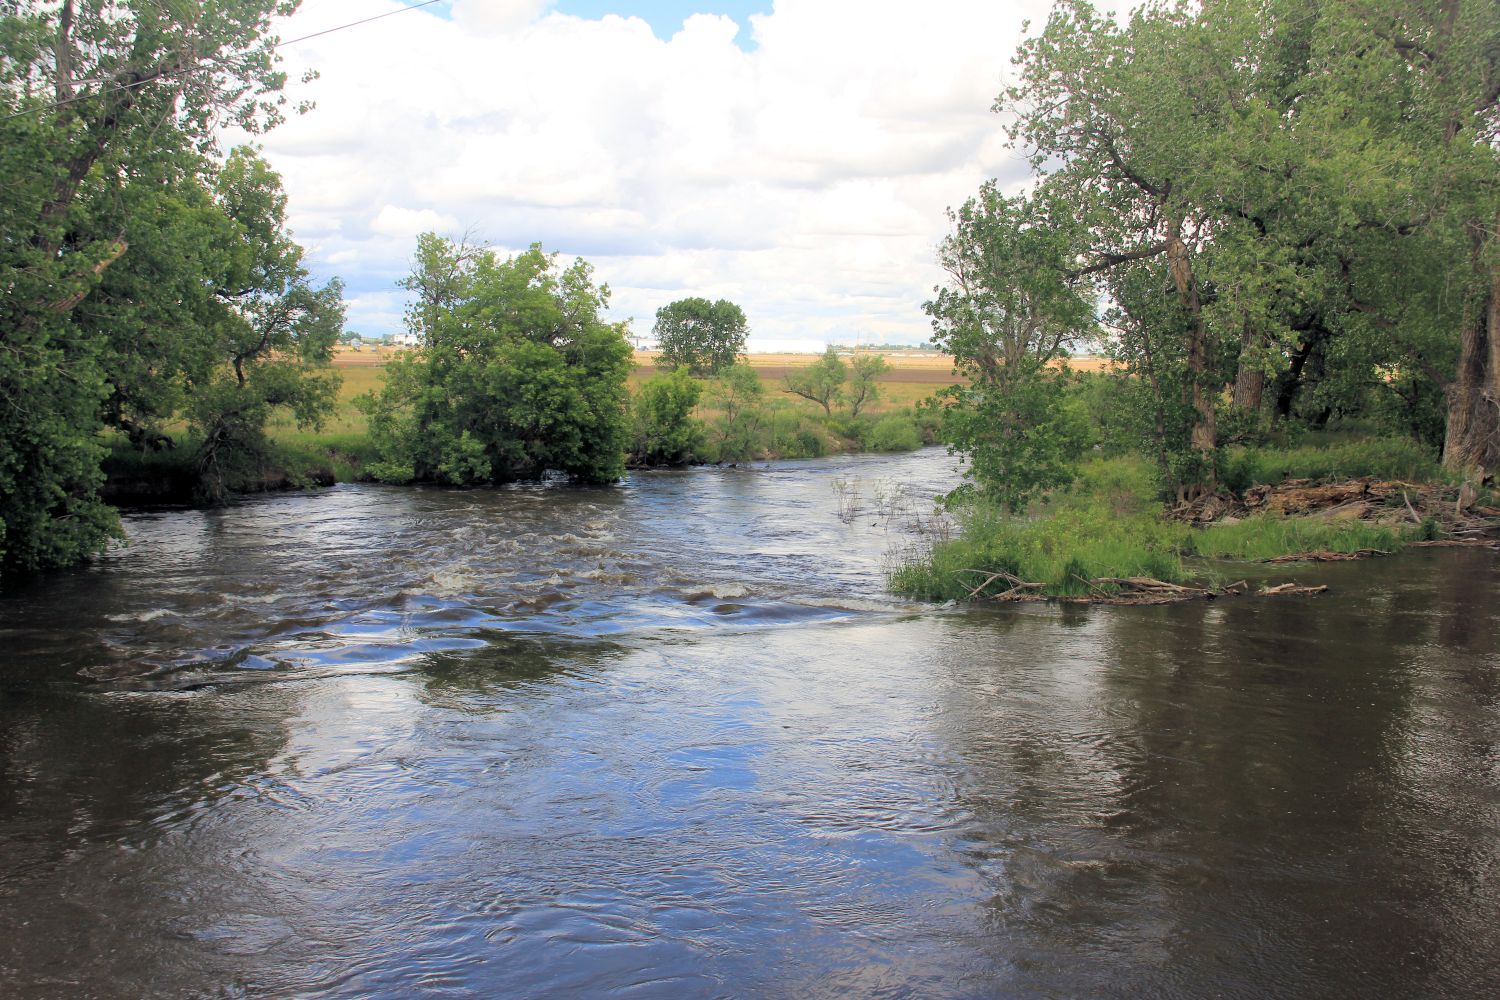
[2,0,447,122]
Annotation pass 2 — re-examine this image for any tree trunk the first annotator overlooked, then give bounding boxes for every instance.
[1273,317,1329,421]
[1441,212,1500,478]
[1166,220,1216,497]
[1231,323,1265,412]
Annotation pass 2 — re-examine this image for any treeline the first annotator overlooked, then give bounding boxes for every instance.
[1,1,344,584]
[630,360,933,468]
[354,235,931,485]
[931,0,1500,510]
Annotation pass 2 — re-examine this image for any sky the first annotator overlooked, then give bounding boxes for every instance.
[248,0,1072,351]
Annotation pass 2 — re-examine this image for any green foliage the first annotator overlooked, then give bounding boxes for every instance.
[702,362,766,464]
[927,183,1095,372]
[361,236,632,485]
[189,150,344,501]
[782,348,846,415]
[846,354,890,417]
[866,414,923,453]
[890,485,1188,601]
[1366,370,1448,456]
[652,297,749,376]
[0,0,322,582]
[630,369,705,466]
[1017,0,1499,477]
[1069,370,1146,457]
[1183,517,1409,562]
[925,178,1100,511]
[761,403,832,459]
[892,450,1437,603]
[934,361,1092,513]
[1221,438,1439,495]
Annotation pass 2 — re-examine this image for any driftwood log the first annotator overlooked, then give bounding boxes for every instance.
[1259,583,1329,597]
[958,571,1317,606]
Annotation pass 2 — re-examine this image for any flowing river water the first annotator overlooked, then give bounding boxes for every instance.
[2,448,1498,998]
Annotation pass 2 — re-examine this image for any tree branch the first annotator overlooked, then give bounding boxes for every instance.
[1064,240,1167,280]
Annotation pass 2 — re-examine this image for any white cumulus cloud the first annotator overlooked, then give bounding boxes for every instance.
[248,0,1114,350]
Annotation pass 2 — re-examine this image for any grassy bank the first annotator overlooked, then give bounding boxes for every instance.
[278,353,947,472]
[104,353,950,504]
[889,447,1443,602]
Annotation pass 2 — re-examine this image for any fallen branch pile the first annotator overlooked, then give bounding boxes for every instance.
[1262,548,1391,564]
[1170,476,1500,539]
[1259,583,1329,597]
[958,571,1323,606]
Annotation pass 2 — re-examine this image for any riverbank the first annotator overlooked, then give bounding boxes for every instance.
[102,351,961,504]
[889,442,1500,604]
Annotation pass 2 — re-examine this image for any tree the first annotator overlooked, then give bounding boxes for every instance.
[847,354,890,418]
[783,348,846,415]
[705,363,765,464]
[1001,1,1239,496]
[1309,1,1500,475]
[926,183,1097,510]
[189,150,344,502]
[1,0,310,582]
[630,368,705,466]
[653,297,748,376]
[1000,0,1500,491]
[361,236,633,485]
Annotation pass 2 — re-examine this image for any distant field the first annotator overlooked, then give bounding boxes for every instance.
[325,348,1113,418]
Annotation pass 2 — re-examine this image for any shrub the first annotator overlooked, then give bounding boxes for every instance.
[867,414,922,452]
[360,238,631,486]
[704,363,766,464]
[630,369,705,466]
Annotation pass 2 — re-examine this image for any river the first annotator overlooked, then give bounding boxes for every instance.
[2,448,1498,998]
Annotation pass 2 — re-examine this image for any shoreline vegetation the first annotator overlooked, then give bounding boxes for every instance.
[888,442,1500,606]
[97,347,955,505]
[7,3,1497,599]
[97,348,1499,607]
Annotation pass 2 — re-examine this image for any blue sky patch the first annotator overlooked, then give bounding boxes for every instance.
[554,2,769,48]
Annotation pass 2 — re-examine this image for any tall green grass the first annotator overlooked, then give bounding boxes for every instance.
[1184,516,1410,560]
[889,466,1189,600]
[1222,437,1438,494]
[889,452,1433,601]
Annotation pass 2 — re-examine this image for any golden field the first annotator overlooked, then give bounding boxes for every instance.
[328,347,1112,415]
[257,347,1114,469]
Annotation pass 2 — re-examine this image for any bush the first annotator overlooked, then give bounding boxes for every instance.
[704,363,766,464]
[935,361,1092,512]
[361,238,632,485]
[1070,369,1138,456]
[867,414,923,452]
[630,369,705,466]
[824,413,875,448]
[755,401,829,459]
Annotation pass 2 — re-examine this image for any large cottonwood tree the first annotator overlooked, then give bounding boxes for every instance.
[1,0,333,581]
[947,0,1500,502]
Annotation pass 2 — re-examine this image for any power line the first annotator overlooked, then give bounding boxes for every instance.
[277,0,446,50]
[2,0,446,122]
